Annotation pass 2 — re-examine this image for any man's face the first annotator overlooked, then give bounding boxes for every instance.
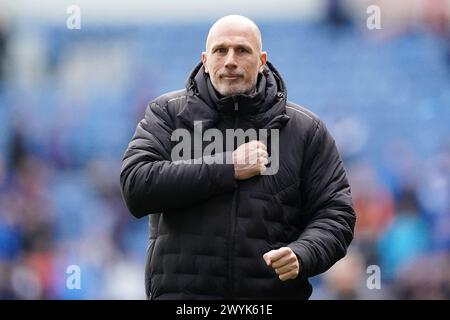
[202,24,267,96]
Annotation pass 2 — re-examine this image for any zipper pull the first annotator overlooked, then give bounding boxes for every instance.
[232,97,239,130]
[233,97,239,112]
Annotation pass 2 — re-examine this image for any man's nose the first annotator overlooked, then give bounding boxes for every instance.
[224,50,237,69]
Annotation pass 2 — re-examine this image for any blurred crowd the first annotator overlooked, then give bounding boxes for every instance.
[0,1,449,299]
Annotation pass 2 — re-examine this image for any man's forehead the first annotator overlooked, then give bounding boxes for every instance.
[210,36,254,48]
[207,24,260,51]
[211,24,256,38]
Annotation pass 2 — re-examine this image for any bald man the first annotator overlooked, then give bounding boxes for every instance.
[121,15,356,300]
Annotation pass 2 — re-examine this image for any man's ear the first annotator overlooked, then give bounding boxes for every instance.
[259,51,267,73]
[202,52,208,73]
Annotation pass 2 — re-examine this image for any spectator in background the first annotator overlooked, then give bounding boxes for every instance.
[0,13,8,87]
[377,190,431,282]
[325,0,352,28]
[417,135,450,251]
[421,0,450,70]
[393,252,450,299]
[347,161,394,264]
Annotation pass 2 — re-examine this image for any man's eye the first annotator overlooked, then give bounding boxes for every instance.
[216,48,226,54]
[238,48,247,53]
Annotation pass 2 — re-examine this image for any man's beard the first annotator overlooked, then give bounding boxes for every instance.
[218,83,256,97]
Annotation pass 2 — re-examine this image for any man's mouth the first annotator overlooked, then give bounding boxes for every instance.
[221,74,242,80]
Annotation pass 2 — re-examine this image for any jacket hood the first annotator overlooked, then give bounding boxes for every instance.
[177,61,290,131]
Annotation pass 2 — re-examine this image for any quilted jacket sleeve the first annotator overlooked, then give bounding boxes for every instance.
[120,101,236,218]
[288,119,356,279]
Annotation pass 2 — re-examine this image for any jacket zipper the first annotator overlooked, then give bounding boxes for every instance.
[228,98,239,298]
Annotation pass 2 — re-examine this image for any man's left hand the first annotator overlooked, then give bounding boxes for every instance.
[263,247,300,281]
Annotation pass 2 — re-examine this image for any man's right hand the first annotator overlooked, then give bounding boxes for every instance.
[232,140,268,180]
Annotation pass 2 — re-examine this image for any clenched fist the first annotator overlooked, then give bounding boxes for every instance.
[263,247,300,281]
[232,140,268,180]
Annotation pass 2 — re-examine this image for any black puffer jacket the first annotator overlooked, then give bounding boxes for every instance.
[120,61,356,300]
